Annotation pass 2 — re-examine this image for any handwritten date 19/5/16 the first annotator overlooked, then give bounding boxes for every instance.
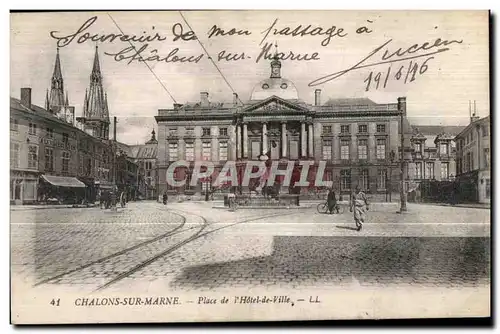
[364,57,434,92]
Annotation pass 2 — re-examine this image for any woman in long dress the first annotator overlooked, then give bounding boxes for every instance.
[350,186,369,231]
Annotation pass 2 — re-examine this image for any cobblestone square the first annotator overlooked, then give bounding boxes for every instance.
[10,201,491,294]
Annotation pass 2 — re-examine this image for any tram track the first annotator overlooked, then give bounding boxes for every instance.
[93,209,301,292]
[33,208,188,287]
[33,205,306,292]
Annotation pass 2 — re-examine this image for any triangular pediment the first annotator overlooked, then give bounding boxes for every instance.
[242,96,309,113]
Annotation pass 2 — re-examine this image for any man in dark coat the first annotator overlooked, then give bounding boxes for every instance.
[327,189,339,214]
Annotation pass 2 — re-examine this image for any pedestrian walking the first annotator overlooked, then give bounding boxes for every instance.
[350,186,369,231]
[162,191,168,205]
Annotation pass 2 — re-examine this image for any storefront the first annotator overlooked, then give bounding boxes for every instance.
[10,170,39,205]
[38,175,86,204]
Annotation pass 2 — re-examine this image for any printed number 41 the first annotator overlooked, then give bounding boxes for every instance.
[50,298,60,306]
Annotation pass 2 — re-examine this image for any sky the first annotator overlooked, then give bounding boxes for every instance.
[10,10,489,145]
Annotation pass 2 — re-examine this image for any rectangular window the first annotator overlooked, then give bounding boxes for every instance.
[10,142,19,168]
[426,162,434,179]
[46,127,54,139]
[219,141,228,161]
[322,125,332,134]
[28,145,38,169]
[202,142,211,161]
[289,140,299,160]
[340,170,351,191]
[251,141,261,160]
[358,124,367,133]
[45,147,54,171]
[78,153,83,175]
[185,127,194,136]
[376,138,386,159]
[484,148,490,168]
[322,140,332,160]
[62,151,70,173]
[414,142,421,153]
[377,169,387,190]
[415,162,422,179]
[219,127,228,136]
[360,169,369,190]
[29,122,37,135]
[340,125,350,134]
[62,133,69,144]
[376,124,386,133]
[185,142,194,161]
[202,127,211,136]
[482,125,489,137]
[441,162,449,179]
[168,142,178,161]
[485,179,491,199]
[358,139,368,160]
[340,139,350,160]
[10,118,19,131]
[440,143,448,155]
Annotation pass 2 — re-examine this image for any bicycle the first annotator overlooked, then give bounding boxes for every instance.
[316,202,345,214]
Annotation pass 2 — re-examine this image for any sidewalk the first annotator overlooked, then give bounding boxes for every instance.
[413,202,491,210]
[10,203,98,211]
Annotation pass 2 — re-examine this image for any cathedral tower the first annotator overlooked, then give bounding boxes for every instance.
[77,46,110,140]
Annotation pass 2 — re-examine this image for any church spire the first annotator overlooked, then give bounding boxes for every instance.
[82,45,110,140]
[48,47,66,112]
[91,45,102,83]
[52,47,63,81]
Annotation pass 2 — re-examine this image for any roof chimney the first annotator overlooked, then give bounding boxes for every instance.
[200,92,209,107]
[21,88,32,109]
[314,89,321,106]
[233,93,238,106]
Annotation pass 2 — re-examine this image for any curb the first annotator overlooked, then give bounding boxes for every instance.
[10,205,98,211]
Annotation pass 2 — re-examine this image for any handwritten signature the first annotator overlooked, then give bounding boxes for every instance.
[308,37,463,87]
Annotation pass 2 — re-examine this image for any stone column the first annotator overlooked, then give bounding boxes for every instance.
[236,124,241,159]
[243,122,248,158]
[301,122,307,157]
[308,123,314,158]
[281,122,287,158]
[262,122,268,154]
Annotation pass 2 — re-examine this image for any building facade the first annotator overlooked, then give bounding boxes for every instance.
[455,115,490,204]
[156,55,416,197]
[406,125,465,183]
[10,47,122,205]
[10,89,113,204]
[128,130,158,200]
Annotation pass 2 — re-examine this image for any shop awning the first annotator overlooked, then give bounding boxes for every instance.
[41,175,86,188]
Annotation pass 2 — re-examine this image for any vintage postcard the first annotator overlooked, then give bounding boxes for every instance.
[10,10,490,324]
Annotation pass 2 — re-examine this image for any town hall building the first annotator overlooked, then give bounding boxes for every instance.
[155,54,415,197]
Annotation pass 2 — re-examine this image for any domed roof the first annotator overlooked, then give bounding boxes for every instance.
[250,77,299,100]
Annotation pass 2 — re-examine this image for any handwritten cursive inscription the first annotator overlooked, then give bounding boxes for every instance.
[50,16,167,48]
[308,37,463,87]
[260,18,348,47]
[104,44,204,65]
[256,42,320,63]
[207,25,252,39]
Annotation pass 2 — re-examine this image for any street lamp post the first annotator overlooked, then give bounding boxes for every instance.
[110,116,117,211]
[386,150,396,202]
[399,110,407,213]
